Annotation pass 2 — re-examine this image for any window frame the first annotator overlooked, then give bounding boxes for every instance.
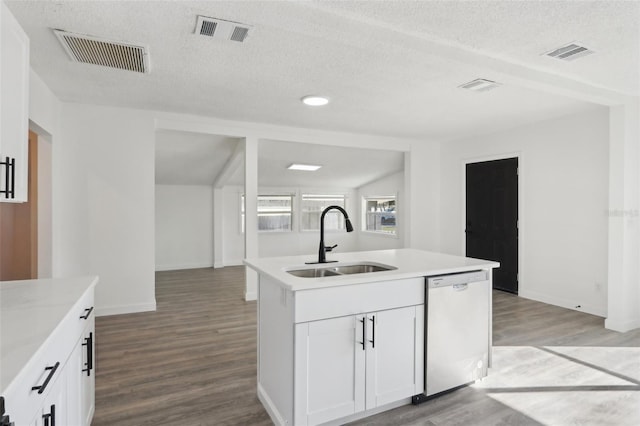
[241,193,295,233]
[361,194,398,238]
[299,193,348,233]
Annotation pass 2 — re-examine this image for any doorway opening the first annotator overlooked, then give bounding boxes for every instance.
[465,157,519,294]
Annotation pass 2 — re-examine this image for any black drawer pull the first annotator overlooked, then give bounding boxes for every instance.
[80,306,94,320]
[32,362,60,394]
[0,157,15,199]
[42,404,55,426]
[82,332,94,376]
[359,318,366,351]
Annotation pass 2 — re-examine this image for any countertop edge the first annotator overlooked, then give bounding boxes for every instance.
[0,275,99,397]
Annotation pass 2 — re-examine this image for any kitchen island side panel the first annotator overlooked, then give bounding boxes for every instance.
[257,275,295,426]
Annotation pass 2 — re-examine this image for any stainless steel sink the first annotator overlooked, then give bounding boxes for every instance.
[330,264,393,275]
[287,268,341,278]
[286,263,396,278]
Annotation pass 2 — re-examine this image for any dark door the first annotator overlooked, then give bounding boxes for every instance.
[466,158,518,293]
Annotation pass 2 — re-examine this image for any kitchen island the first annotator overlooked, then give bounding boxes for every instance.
[0,276,98,426]
[245,248,499,426]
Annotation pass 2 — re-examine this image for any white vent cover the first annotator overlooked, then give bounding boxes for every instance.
[54,30,149,73]
[458,78,501,92]
[544,42,594,61]
[195,16,251,42]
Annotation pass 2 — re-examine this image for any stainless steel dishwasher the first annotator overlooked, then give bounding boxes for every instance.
[425,270,491,397]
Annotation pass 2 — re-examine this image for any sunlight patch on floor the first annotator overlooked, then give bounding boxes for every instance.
[472,346,640,426]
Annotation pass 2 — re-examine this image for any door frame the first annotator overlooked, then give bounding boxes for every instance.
[462,152,523,292]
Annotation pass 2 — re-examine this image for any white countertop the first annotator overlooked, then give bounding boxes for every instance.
[245,248,499,291]
[0,276,98,394]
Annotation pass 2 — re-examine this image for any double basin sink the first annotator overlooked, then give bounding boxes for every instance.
[287,262,396,278]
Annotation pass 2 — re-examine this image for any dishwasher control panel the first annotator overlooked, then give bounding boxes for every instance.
[426,270,488,288]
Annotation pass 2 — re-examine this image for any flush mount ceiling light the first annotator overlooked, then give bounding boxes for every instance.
[458,78,501,92]
[288,164,322,171]
[301,96,329,106]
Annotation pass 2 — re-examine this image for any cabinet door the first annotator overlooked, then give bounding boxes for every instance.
[67,318,95,426]
[294,315,365,425]
[0,2,29,202]
[365,305,424,408]
[80,319,95,426]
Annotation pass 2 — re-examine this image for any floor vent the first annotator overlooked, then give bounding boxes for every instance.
[458,78,501,92]
[195,16,251,42]
[54,30,149,73]
[544,42,594,61]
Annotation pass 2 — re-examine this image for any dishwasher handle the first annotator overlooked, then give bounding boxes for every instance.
[452,284,468,291]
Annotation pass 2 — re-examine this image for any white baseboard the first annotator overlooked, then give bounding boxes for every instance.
[155,262,213,272]
[96,301,157,317]
[224,259,244,267]
[245,291,257,301]
[518,289,606,318]
[214,262,224,268]
[605,317,640,333]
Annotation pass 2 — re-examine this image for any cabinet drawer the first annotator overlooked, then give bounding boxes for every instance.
[294,277,424,323]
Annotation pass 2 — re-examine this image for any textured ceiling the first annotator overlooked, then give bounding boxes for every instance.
[7,0,633,141]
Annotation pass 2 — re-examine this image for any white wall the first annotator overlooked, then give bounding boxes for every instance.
[439,108,609,316]
[356,171,405,251]
[37,136,52,278]
[155,185,213,271]
[56,104,156,316]
[29,70,58,279]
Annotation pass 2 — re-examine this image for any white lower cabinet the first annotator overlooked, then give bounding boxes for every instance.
[294,305,424,426]
[3,288,95,426]
[67,316,95,426]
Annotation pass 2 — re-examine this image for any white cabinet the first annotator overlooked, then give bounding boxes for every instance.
[258,275,425,426]
[365,306,424,409]
[0,1,30,202]
[1,285,96,426]
[294,305,424,426]
[294,315,365,425]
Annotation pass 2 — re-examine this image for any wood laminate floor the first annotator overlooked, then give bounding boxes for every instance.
[93,267,640,426]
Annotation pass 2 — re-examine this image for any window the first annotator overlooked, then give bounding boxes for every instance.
[241,194,294,232]
[363,196,396,235]
[301,194,346,231]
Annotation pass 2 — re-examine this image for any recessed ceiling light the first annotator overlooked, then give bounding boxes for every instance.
[458,78,501,92]
[288,163,322,171]
[301,96,329,106]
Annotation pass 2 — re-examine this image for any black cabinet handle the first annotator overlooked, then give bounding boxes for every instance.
[31,362,60,394]
[0,396,14,426]
[80,306,94,320]
[369,316,376,348]
[42,404,55,426]
[359,318,366,351]
[82,332,94,376]
[0,157,15,199]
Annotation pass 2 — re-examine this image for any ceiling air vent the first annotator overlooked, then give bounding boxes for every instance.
[195,16,251,42]
[458,78,501,92]
[544,42,594,61]
[54,29,149,73]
